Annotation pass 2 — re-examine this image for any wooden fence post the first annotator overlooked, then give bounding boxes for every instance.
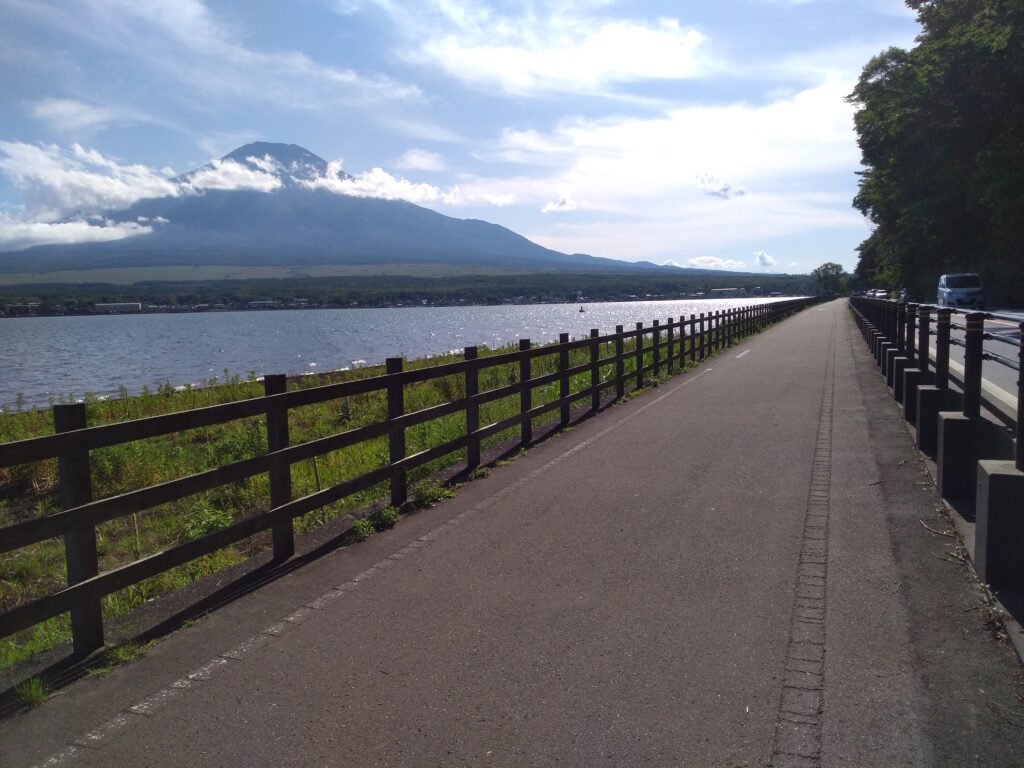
[590,328,600,412]
[634,322,645,389]
[615,325,625,400]
[689,314,697,365]
[652,320,661,378]
[559,333,570,428]
[667,317,675,374]
[465,346,479,470]
[54,403,104,656]
[698,313,706,359]
[386,357,406,507]
[264,374,294,561]
[519,339,532,446]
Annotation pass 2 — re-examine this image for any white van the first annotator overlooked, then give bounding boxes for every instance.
[937,273,985,308]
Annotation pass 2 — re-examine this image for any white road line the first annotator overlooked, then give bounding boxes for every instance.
[734,350,750,359]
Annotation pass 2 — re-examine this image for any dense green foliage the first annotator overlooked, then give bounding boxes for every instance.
[848,0,1023,303]
[810,262,850,295]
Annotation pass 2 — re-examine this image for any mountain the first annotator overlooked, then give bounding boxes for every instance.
[0,142,720,276]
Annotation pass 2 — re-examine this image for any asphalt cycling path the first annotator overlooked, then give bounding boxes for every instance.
[4,300,1023,767]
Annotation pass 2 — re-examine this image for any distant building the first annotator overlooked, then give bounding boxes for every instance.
[7,302,40,316]
[710,288,741,298]
[246,300,279,309]
[95,302,142,313]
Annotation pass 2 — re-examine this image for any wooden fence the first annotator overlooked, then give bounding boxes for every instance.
[0,298,817,656]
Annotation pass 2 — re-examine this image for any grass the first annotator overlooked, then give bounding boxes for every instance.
[88,640,150,677]
[14,676,48,708]
[0,318,766,671]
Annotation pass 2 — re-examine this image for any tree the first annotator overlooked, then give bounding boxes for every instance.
[848,0,1024,304]
[811,262,849,295]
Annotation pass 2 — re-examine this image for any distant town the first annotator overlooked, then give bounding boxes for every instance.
[3,285,790,317]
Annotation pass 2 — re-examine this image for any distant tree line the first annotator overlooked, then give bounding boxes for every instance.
[848,0,1023,304]
[0,271,815,315]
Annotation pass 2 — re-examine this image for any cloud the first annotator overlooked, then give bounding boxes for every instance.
[0,141,178,222]
[302,163,445,204]
[686,256,747,271]
[300,165,515,207]
[13,0,419,112]
[542,195,579,214]
[31,98,131,133]
[698,174,745,200]
[372,2,712,96]
[0,214,153,251]
[754,250,777,268]
[394,149,446,171]
[183,159,282,193]
[246,155,284,174]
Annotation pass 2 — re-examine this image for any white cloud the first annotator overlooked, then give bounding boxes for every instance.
[0,141,178,222]
[0,215,153,251]
[754,250,777,268]
[246,155,284,174]
[686,256,747,271]
[395,149,446,171]
[373,2,712,96]
[542,195,579,214]
[15,0,419,111]
[789,261,799,268]
[31,98,129,133]
[698,174,745,200]
[302,163,444,204]
[183,159,282,193]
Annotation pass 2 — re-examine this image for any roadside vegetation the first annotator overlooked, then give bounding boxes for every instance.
[0,330,720,670]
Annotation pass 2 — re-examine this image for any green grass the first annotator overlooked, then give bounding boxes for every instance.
[14,676,48,708]
[0,323,753,671]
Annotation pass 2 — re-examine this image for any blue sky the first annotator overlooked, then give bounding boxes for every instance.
[0,0,920,273]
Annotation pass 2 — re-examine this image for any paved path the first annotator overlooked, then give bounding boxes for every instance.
[3,300,1023,767]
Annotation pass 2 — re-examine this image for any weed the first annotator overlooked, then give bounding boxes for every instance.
[370,506,400,531]
[468,467,490,480]
[88,640,149,676]
[15,676,48,708]
[350,518,375,542]
[413,483,455,509]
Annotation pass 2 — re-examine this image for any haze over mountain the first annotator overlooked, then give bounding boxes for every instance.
[0,143,755,277]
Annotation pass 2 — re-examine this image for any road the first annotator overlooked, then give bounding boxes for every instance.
[3,300,1022,767]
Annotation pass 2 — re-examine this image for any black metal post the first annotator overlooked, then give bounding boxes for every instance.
[1017,323,1023,472]
[935,309,951,389]
[962,313,984,418]
[896,302,906,352]
[905,303,917,365]
[917,306,930,373]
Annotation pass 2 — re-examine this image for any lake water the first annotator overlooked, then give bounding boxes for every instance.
[0,298,789,408]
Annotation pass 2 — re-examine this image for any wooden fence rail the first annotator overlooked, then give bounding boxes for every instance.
[0,298,817,655]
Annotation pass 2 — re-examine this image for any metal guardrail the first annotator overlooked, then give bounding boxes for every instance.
[0,299,819,656]
[848,296,1021,471]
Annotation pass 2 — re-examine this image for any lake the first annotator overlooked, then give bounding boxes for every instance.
[0,298,789,408]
